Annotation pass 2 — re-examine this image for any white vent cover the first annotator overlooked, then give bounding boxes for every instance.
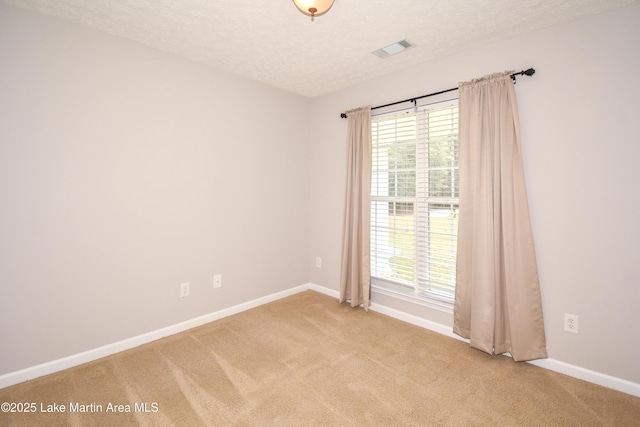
[372,39,415,59]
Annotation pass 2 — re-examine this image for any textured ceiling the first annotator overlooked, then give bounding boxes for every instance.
[2,0,636,97]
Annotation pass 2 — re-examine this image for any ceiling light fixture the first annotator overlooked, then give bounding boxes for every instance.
[292,0,335,21]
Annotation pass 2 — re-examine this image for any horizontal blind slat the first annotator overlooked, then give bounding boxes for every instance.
[371,101,459,299]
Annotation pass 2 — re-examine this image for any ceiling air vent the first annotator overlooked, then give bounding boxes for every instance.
[371,39,415,59]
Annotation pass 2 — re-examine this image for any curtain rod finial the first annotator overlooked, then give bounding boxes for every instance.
[511,67,535,83]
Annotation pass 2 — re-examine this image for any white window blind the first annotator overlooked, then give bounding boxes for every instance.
[371,100,459,301]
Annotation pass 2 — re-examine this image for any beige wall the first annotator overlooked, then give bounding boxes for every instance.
[309,3,640,384]
[0,4,311,375]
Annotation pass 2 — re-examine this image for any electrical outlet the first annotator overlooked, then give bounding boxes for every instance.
[213,274,222,289]
[564,313,578,334]
[316,257,322,268]
[180,282,190,298]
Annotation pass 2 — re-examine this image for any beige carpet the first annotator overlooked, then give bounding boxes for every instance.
[1,290,639,426]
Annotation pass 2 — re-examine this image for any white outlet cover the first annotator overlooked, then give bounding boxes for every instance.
[180,282,190,297]
[564,313,578,334]
[213,274,222,288]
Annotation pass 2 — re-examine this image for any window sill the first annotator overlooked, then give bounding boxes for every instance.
[371,278,454,314]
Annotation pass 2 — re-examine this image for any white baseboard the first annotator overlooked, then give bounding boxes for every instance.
[527,358,640,398]
[348,284,640,398]
[369,300,466,343]
[3,282,639,399]
[0,284,310,389]
[309,282,340,299]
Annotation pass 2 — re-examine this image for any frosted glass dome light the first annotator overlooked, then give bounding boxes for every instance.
[292,0,335,21]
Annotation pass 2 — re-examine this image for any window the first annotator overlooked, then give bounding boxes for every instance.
[371,100,459,306]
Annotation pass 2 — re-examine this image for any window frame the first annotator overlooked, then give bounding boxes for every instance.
[370,97,459,312]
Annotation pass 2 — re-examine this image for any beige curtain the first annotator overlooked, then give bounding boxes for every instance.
[453,72,547,362]
[340,105,372,311]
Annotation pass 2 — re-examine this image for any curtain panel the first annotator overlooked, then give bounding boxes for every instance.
[454,72,547,362]
[340,106,372,311]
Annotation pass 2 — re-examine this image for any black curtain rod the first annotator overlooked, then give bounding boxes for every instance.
[340,68,535,119]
